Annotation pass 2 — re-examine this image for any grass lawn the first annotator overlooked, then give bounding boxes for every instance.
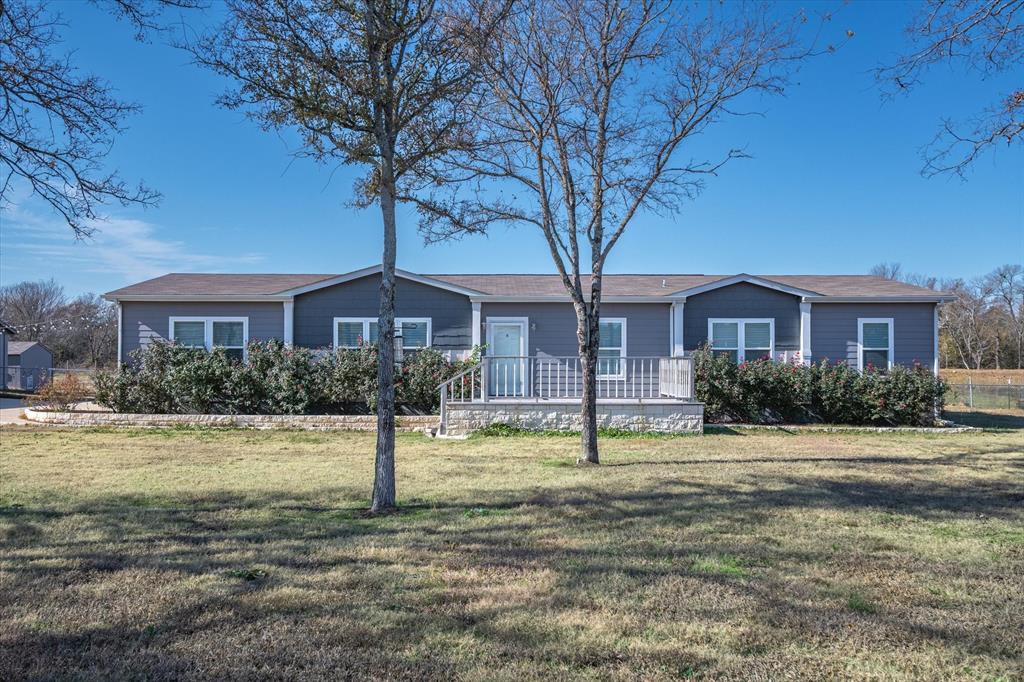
[1,427,1022,680]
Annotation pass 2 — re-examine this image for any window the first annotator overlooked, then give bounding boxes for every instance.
[598,318,626,377]
[334,317,431,350]
[169,317,248,362]
[858,318,893,371]
[708,319,774,363]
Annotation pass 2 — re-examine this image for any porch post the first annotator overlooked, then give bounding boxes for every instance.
[471,301,481,349]
[283,300,294,347]
[799,301,812,365]
[671,301,685,356]
[116,302,123,368]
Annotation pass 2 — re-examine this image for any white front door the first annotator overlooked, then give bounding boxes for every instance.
[487,320,527,397]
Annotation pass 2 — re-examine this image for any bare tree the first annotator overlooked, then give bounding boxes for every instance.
[48,294,119,367]
[0,282,118,367]
[420,0,837,464]
[877,0,1023,177]
[0,1,182,236]
[940,276,998,369]
[0,279,66,340]
[869,262,904,281]
[95,0,206,39]
[191,0,494,512]
[986,263,1024,368]
[869,261,938,290]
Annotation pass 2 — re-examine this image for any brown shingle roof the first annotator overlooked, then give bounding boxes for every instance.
[104,273,338,297]
[426,273,947,298]
[105,271,950,299]
[8,341,46,355]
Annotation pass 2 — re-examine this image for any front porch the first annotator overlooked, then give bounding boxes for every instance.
[438,356,703,435]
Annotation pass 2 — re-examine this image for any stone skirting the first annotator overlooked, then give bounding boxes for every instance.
[23,408,439,433]
[443,400,704,436]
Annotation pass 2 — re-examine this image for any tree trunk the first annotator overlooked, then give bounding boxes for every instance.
[372,168,398,513]
[577,304,600,465]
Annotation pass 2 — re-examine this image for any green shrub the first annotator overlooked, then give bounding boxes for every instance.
[398,347,480,413]
[320,346,379,411]
[693,345,943,426]
[808,360,868,424]
[694,348,811,423]
[96,340,480,415]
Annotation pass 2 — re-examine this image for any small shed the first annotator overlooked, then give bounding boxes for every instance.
[8,341,53,390]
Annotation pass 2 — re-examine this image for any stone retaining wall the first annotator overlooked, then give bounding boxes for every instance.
[23,408,439,433]
[443,401,704,436]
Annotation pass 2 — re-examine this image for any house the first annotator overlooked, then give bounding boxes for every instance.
[7,341,54,391]
[0,319,13,390]
[104,265,953,432]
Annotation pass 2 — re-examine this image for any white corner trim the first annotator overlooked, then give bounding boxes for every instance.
[799,302,812,366]
[857,317,895,371]
[283,300,294,346]
[116,302,123,367]
[932,305,940,376]
[471,301,482,348]
[670,274,819,299]
[670,301,686,357]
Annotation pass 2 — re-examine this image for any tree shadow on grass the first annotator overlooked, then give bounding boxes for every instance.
[944,409,1024,429]
[1,466,1023,680]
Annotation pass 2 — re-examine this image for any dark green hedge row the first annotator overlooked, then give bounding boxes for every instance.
[96,340,945,425]
[693,346,946,426]
[95,340,476,415]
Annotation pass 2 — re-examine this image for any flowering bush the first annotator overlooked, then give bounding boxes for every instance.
[397,347,480,411]
[95,340,478,415]
[320,346,379,411]
[693,345,944,426]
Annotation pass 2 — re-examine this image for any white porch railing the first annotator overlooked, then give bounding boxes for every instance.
[438,355,694,407]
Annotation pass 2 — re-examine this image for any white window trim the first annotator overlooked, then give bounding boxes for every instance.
[396,318,432,349]
[598,317,627,379]
[707,318,775,363]
[857,317,894,371]
[333,317,433,350]
[169,317,249,360]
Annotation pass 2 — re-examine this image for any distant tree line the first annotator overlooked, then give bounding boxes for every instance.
[0,279,117,368]
[871,262,1024,370]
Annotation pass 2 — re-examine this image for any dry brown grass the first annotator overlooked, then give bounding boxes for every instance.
[1,427,1022,680]
[941,368,1024,384]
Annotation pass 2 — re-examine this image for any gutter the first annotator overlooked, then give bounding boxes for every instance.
[801,295,956,303]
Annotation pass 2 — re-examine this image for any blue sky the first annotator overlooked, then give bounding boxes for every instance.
[1,1,1020,296]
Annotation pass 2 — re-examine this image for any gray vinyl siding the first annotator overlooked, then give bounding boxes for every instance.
[479,302,671,356]
[810,302,936,369]
[120,301,285,360]
[683,283,801,351]
[293,274,472,350]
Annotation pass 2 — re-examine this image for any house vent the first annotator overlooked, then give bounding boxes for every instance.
[661,279,667,288]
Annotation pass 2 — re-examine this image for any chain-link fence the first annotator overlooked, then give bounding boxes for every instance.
[946,382,1024,410]
[4,367,97,392]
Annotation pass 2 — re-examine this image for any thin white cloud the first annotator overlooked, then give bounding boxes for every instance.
[1,204,266,287]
